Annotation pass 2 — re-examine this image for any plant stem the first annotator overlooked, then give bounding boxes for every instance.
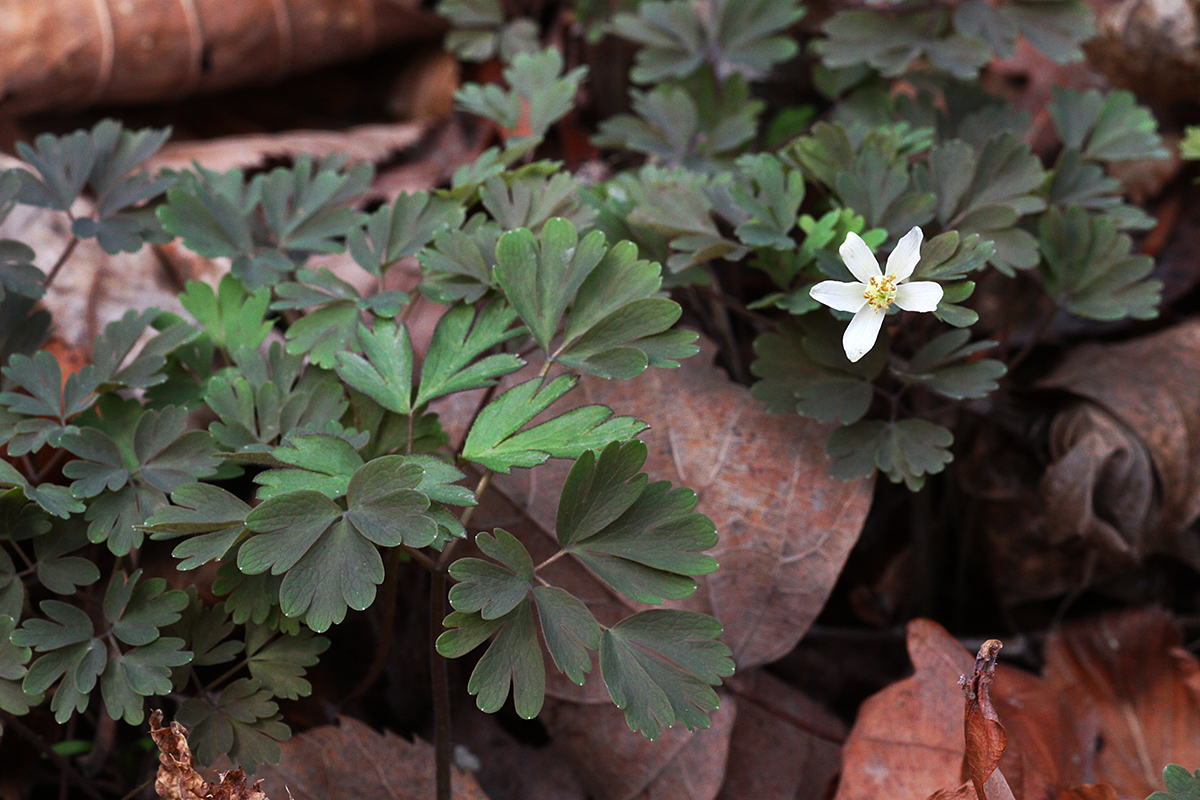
[346,547,409,702]
[44,235,80,290]
[431,562,452,800]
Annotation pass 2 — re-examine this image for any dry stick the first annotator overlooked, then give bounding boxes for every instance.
[0,710,106,800]
[44,236,80,289]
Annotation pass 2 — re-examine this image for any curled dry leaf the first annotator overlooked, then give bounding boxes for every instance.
[252,715,489,800]
[0,0,443,114]
[1038,321,1200,574]
[149,710,268,800]
[962,640,1007,800]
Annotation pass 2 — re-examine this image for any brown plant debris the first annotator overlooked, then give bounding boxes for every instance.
[149,710,269,800]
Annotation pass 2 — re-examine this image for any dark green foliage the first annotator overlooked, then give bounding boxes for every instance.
[1149,765,1200,800]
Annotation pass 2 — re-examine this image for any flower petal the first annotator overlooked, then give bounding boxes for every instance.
[894,281,943,312]
[839,231,882,283]
[885,226,924,281]
[843,306,886,362]
[811,280,869,313]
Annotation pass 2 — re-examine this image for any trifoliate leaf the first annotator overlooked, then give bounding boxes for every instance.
[414,302,524,407]
[144,483,252,569]
[827,418,954,490]
[729,154,805,249]
[177,678,290,772]
[166,591,241,670]
[1149,764,1200,800]
[449,529,534,619]
[0,550,21,621]
[914,134,1045,274]
[955,0,1091,63]
[911,230,995,282]
[348,191,465,276]
[100,637,190,724]
[600,610,734,740]
[334,320,414,415]
[456,48,587,142]
[1038,205,1160,321]
[531,586,601,686]
[481,172,597,233]
[84,485,167,555]
[815,10,991,79]
[462,375,647,473]
[896,329,1006,399]
[246,625,329,700]
[1049,87,1167,162]
[13,599,104,722]
[16,120,174,253]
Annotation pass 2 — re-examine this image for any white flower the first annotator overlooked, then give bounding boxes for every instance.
[809,227,943,362]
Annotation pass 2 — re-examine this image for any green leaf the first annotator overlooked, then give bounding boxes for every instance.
[1038,205,1161,321]
[415,302,524,407]
[344,456,437,548]
[348,191,465,276]
[179,275,273,352]
[730,154,805,249]
[449,529,534,619]
[531,586,601,686]
[246,626,329,700]
[33,519,100,595]
[557,441,718,603]
[462,375,647,473]
[177,678,290,773]
[0,615,41,718]
[1153,764,1200,800]
[334,320,414,415]
[1049,88,1167,161]
[456,48,587,142]
[827,418,954,491]
[494,218,607,350]
[103,569,189,647]
[750,323,878,425]
[417,217,502,304]
[600,610,734,739]
[144,483,251,569]
[481,172,597,233]
[815,10,991,79]
[453,600,545,718]
[100,637,190,725]
[84,485,167,555]
[256,434,364,500]
[896,330,1006,400]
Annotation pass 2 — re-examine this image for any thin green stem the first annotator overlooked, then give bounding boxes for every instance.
[534,549,567,573]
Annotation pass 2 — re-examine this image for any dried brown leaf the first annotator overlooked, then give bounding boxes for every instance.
[149,710,268,800]
[253,716,488,800]
[717,670,844,800]
[834,619,974,800]
[1043,607,1200,799]
[541,693,737,800]
[963,640,1007,800]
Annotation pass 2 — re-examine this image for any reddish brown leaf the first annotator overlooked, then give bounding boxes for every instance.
[963,640,1007,800]
[835,619,973,800]
[1043,607,1200,798]
[252,716,489,800]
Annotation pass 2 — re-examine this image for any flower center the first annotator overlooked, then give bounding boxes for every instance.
[864,274,898,311]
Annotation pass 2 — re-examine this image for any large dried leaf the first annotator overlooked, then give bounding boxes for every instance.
[716,670,844,800]
[834,619,973,800]
[253,715,489,800]
[541,692,737,800]
[1043,607,1200,799]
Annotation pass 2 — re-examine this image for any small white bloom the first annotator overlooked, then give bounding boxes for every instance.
[810,226,943,362]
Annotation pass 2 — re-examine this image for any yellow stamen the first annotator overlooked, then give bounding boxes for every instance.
[864,274,897,311]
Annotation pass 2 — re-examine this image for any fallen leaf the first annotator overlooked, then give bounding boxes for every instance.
[252,716,489,800]
[146,122,427,173]
[541,693,737,800]
[834,619,972,800]
[1042,607,1200,799]
[717,669,844,800]
[149,709,268,800]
